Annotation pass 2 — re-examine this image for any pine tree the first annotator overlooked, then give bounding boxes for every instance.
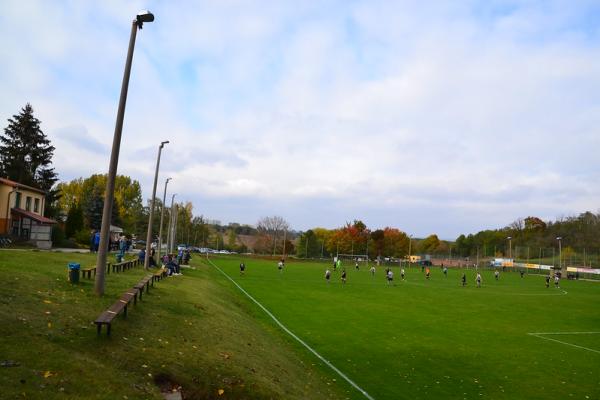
[0,104,60,217]
[65,202,84,238]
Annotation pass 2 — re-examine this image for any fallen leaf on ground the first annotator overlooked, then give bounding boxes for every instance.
[218,389,224,395]
[43,371,54,378]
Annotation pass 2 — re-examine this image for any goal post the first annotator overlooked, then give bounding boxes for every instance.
[336,254,369,266]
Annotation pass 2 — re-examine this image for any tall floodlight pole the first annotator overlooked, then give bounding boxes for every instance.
[172,203,179,252]
[95,11,155,296]
[507,236,512,259]
[408,235,412,269]
[165,193,177,254]
[556,236,562,272]
[144,141,169,270]
[305,233,308,259]
[283,230,287,258]
[157,177,171,262]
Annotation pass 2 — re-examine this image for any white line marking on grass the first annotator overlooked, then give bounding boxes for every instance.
[206,257,375,400]
[527,333,600,354]
[528,332,600,335]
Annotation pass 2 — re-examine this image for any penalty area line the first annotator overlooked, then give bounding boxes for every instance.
[527,333,600,354]
[206,257,375,400]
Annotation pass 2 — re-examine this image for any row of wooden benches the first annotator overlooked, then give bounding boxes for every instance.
[81,258,141,279]
[94,267,168,336]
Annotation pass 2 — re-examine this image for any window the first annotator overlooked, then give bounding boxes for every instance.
[14,192,21,208]
[25,196,32,211]
[34,198,40,213]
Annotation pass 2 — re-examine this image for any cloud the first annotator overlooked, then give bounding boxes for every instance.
[1,0,599,238]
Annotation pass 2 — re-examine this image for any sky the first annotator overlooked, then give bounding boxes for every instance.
[1,0,599,239]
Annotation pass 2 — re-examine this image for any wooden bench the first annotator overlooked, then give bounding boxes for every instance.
[111,258,141,273]
[133,274,153,301]
[94,291,136,336]
[79,262,111,279]
[93,273,160,336]
[152,267,167,283]
[82,266,96,279]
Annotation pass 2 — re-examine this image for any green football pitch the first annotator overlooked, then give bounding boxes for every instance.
[206,256,600,400]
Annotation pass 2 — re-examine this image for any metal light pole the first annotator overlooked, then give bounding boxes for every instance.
[165,193,176,254]
[172,203,179,253]
[507,236,512,259]
[144,141,169,270]
[556,236,562,271]
[408,234,412,269]
[157,177,171,262]
[95,11,155,296]
[305,233,308,259]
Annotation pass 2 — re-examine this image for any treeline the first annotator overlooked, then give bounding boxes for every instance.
[295,220,452,259]
[453,213,600,261]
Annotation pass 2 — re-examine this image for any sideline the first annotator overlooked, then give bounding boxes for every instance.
[527,332,600,354]
[205,256,375,400]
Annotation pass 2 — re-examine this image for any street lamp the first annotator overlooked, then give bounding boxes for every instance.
[166,193,177,254]
[408,234,413,269]
[556,236,562,271]
[506,236,512,259]
[157,177,171,262]
[144,141,169,270]
[95,10,155,296]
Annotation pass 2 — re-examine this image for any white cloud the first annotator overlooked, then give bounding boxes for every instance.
[1,0,599,238]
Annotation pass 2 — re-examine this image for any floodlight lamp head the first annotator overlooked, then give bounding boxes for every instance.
[556,236,562,240]
[507,236,512,240]
[136,10,154,29]
[160,140,169,148]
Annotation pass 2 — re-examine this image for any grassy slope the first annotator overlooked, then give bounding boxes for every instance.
[208,256,600,400]
[0,250,346,400]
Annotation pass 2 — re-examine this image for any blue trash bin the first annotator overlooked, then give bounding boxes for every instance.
[68,263,80,284]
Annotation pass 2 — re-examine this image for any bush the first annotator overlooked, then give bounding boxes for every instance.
[74,229,93,247]
[51,226,81,248]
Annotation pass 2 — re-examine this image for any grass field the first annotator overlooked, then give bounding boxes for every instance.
[0,250,347,399]
[205,256,600,400]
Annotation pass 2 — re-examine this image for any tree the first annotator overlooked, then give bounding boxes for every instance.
[382,228,409,258]
[0,104,60,217]
[65,202,84,238]
[296,229,321,258]
[257,216,290,255]
[57,174,144,235]
[418,234,441,254]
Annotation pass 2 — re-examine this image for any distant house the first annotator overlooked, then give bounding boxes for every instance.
[0,177,57,249]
